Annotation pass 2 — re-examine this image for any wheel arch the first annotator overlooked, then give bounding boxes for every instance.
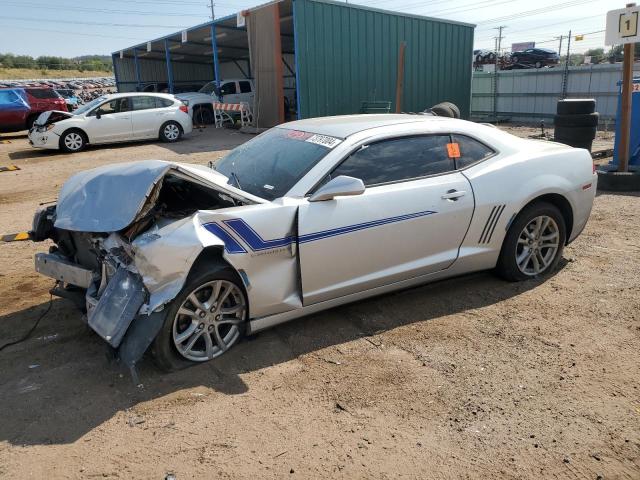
[59,126,90,145]
[512,193,574,244]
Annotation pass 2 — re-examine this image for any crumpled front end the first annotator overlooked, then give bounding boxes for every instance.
[31,160,258,361]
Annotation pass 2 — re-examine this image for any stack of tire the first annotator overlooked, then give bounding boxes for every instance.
[427,102,461,119]
[554,99,598,151]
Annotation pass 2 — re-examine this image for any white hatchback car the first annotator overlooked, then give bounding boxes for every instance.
[28,92,193,153]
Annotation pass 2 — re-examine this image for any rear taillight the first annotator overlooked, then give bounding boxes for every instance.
[179,105,188,113]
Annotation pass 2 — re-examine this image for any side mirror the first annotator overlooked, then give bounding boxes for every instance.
[309,175,365,202]
[95,111,102,119]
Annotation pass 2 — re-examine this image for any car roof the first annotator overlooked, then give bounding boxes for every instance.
[279,114,456,139]
[102,92,177,100]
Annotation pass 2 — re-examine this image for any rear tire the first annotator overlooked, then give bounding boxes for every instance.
[159,121,182,142]
[151,266,248,371]
[496,202,566,282]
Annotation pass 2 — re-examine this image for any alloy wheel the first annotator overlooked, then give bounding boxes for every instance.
[172,280,246,362]
[515,215,560,276]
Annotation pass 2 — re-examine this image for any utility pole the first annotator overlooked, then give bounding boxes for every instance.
[209,0,215,20]
[562,30,572,98]
[556,35,564,57]
[492,26,506,121]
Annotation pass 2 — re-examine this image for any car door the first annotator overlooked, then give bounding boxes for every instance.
[219,81,240,104]
[130,96,163,139]
[85,97,133,143]
[237,80,255,107]
[297,134,475,305]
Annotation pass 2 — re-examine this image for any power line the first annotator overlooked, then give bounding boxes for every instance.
[2,16,189,29]
[2,1,207,17]
[476,0,601,25]
[0,25,147,41]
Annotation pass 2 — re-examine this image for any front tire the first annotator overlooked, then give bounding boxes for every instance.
[496,202,566,281]
[151,266,248,371]
[59,129,87,153]
[159,121,182,143]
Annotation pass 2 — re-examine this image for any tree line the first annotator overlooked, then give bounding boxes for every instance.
[0,53,112,71]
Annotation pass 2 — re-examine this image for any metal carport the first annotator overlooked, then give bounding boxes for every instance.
[113,0,474,124]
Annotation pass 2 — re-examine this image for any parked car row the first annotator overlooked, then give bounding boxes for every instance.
[0,77,115,90]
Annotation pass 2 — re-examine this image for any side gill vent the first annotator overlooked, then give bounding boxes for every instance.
[479,204,506,244]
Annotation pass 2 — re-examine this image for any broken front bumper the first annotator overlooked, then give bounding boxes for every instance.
[34,253,147,348]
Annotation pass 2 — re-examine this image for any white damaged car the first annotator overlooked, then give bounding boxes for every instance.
[30,114,596,372]
[28,92,192,153]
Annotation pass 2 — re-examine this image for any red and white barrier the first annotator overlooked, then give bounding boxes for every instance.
[213,101,253,127]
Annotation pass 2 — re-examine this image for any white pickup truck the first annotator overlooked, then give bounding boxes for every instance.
[176,79,255,124]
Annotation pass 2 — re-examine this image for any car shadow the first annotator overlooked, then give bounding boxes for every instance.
[0,262,566,446]
[0,132,28,141]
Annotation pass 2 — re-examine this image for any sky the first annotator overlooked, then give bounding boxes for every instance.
[0,0,615,58]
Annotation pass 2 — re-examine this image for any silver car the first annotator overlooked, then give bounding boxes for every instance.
[31,114,597,371]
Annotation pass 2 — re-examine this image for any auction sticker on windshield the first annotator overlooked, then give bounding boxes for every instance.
[306,134,342,149]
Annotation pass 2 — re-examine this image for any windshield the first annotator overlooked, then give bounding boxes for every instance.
[74,96,107,115]
[198,81,219,96]
[214,128,336,200]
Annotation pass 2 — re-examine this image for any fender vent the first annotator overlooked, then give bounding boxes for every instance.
[479,204,506,244]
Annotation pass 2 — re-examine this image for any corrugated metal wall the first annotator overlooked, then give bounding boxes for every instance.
[293,0,474,119]
[471,63,630,123]
[114,56,214,92]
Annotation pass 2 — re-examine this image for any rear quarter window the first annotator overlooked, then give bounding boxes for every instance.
[451,134,496,169]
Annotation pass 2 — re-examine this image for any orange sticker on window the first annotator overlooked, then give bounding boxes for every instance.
[447,142,461,158]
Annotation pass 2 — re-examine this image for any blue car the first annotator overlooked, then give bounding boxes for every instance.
[55,89,81,111]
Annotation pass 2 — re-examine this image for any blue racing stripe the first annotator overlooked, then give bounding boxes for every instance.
[223,218,296,251]
[202,222,247,254]
[298,210,437,243]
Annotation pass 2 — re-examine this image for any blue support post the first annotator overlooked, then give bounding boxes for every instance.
[133,48,142,91]
[111,53,120,92]
[210,24,222,100]
[164,39,174,93]
[292,0,302,119]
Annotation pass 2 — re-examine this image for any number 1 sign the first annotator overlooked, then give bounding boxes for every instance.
[606,6,640,45]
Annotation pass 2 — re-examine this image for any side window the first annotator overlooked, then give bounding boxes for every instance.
[220,82,237,95]
[132,96,157,111]
[330,135,454,187]
[156,98,174,108]
[94,99,119,115]
[451,135,495,169]
[239,81,252,93]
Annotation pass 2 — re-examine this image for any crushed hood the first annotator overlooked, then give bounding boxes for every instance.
[35,110,73,126]
[54,160,263,233]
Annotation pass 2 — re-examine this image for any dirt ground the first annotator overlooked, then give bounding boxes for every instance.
[0,125,638,479]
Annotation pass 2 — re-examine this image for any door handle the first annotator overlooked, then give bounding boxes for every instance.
[441,190,466,200]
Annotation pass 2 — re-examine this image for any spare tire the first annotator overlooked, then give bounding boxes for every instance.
[429,102,456,118]
[557,99,596,115]
[440,101,461,119]
[554,112,599,127]
[430,102,460,118]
